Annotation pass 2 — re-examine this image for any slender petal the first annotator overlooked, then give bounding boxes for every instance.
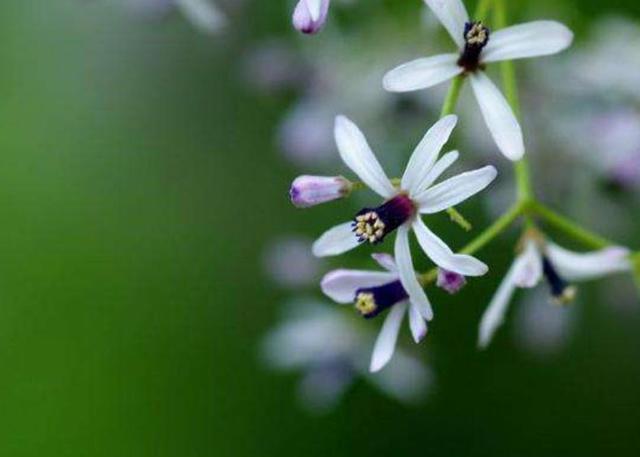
[412,218,488,276]
[415,166,497,214]
[478,263,519,349]
[546,243,631,281]
[313,222,361,257]
[469,72,525,161]
[321,269,398,304]
[306,0,323,20]
[395,226,434,321]
[423,0,469,47]
[413,150,459,196]
[402,115,458,195]
[334,116,395,198]
[408,303,428,343]
[482,21,574,63]
[175,0,226,34]
[371,253,398,272]
[383,54,463,93]
[512,240,543,288]
[370,302,407,372]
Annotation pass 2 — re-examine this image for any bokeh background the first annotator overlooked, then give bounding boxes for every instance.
[0,0,639,455]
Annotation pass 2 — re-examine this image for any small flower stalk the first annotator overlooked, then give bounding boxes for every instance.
[290,175,353,208]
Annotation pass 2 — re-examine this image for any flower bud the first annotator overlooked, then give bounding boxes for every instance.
[292,0,330,35]
[436,269,467,294]
[290,175,352,208]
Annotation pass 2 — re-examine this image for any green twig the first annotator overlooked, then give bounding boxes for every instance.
[474,0,493,21]
[446,207,472,231]
[419,202,525,285]
[440,75,465,117]
[526,201,614,250]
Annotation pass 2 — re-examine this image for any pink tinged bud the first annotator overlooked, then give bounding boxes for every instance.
[290,175,352,208]
[436,269,467,294]
[292,0,330,35]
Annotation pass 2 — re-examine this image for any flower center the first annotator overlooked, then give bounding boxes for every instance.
[542,256,577,305]
[354,280,408,319]
[458,21,490,72]
[352,194,416,244]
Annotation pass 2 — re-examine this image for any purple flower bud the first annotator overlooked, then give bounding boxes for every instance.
[436,269,467,294]
[290,175,352,208]
[292,0,330,35]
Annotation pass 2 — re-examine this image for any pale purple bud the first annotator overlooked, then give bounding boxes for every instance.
[290,175,352,208]
[292,0,330,35]
[436,269,466,294]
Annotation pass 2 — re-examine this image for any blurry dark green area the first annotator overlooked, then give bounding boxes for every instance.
[0,1,638,456]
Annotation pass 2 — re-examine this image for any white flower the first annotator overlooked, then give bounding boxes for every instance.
[321,253,430,371]
[262,301,433,412]
[383,0,573,160]
[478,237,631,349]
[312,115,496,325]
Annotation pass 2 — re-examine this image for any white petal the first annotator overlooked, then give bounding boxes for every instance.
[371,253,398,272]
[402,115,458,194]
[175,0,226,34]
[395,226,434,321]
[321,269,398,304]
[370,302,407,372]
[546,243,631,281]
[367,350,432,403]
[469,72,524,161]
[423,0,469,47]
[312,222,361,257]
[478,262,519,349]
[383,54,463,93]
[482,21,574,63]
[334,116,395,198]
[413,149,459,195]
[415,165,497,214]
[306,0,323,21]
[408,303,428,343]
[412,218,488,276]
[512,240,543,288]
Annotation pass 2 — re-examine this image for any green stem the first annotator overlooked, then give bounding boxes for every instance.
[527,201,614,250]
[475,0,493,21]
[419,202,524,285]
[632,253,640,292]
[440,75,465,117]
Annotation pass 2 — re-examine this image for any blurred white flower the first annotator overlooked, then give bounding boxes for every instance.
[478,236,631,349]
[383,0,573,160]
[311,116,494,327]
[262,236,323,288]
[262,301,433,412]
[124,0,226,33]
[513,288,576,357]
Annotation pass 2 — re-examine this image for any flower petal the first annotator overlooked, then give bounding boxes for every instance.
[370,302,407,372]
[546,243,631,281]
[512,240,543,288]
[312,222,361,257]
[424,0,469,47]
[334,116,396,198]
[371,253,398,272]
[306,0,323,21]
[321,269,398,304]
[415,165,497,214]
[175,0,226,34]
[469,72,524,161]
[402,115,458,195]
[412,218,488,276]
[478,262,519,349]
[383,54,463,93]
[408,303,428,343]
[482,21,574,63]
[413,150,459,195]
[395,226,434,321]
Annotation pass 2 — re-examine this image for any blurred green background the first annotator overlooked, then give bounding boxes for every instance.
[0,0,639,456]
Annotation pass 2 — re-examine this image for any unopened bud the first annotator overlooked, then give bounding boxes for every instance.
[290,175,352,208]
[436,269,467,294]
[292,0,330,35]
